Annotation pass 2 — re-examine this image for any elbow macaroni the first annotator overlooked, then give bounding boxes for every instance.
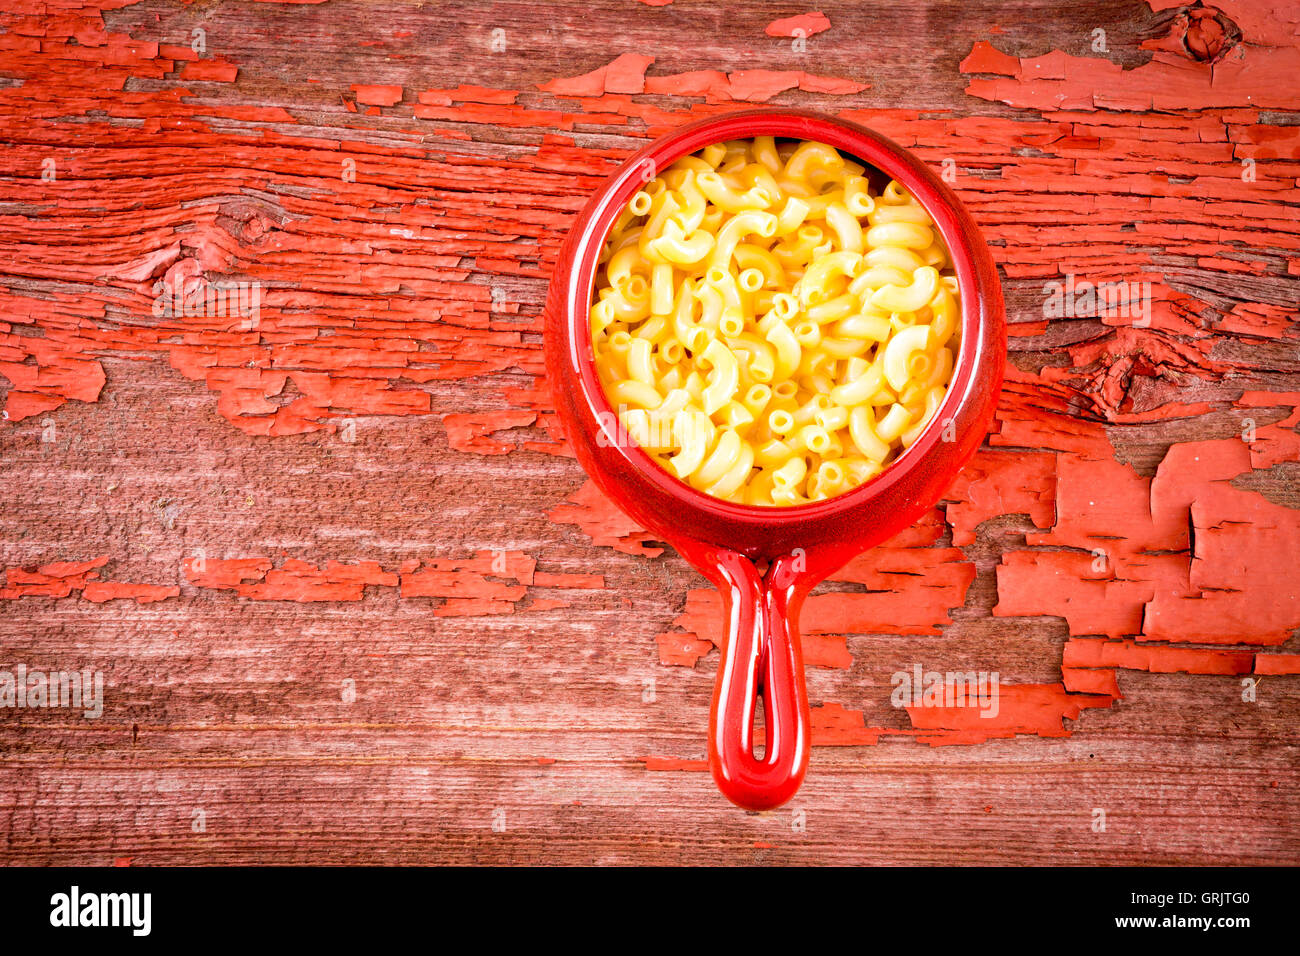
[591,138,960,506]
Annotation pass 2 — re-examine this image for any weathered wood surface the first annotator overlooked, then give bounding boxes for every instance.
[0,0,1297,864]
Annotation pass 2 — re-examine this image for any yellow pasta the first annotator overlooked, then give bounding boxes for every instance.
[590,138,961,506]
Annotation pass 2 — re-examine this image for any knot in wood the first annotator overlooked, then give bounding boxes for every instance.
[1181,6,1240,63]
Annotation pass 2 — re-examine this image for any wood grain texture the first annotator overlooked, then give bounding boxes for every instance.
[0,0,1297,865]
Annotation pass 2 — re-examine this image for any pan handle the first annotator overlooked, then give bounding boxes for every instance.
[707,549,814,811]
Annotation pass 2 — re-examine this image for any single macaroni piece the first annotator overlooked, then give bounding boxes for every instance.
[590,137,961,506]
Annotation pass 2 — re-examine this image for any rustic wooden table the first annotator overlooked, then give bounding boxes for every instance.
[1,0,1297,865]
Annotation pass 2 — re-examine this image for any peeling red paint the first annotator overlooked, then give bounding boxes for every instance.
[240,559,399,603]
[656,630,714,667]
[2,549,596,618]
[1,562,177,605]
[418,85,519,106]
[1144,441,1300,644]
[996,436,1300,646]
[81,581,180,604]
[810,702,883,746]
[540,53,867,103]
[548,480,665,558]
[906,684,1113,746]
[443,410,537,455]
[181,59,238,83]
[963,3,1300,112]
[765,12,831,38]
[943,449,1056,546]
[1255,655,1300,676]
[0,557,108,599]
[1241,391,1300,469]
[352,84,403,106]
[1064,637,1254,676]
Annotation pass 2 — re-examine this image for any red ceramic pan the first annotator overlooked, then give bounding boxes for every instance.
[545,108,1005,811]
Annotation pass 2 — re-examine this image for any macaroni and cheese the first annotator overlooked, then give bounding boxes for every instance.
[590,138,960,506]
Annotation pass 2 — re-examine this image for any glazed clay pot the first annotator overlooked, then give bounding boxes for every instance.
[545,109,1006,810]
